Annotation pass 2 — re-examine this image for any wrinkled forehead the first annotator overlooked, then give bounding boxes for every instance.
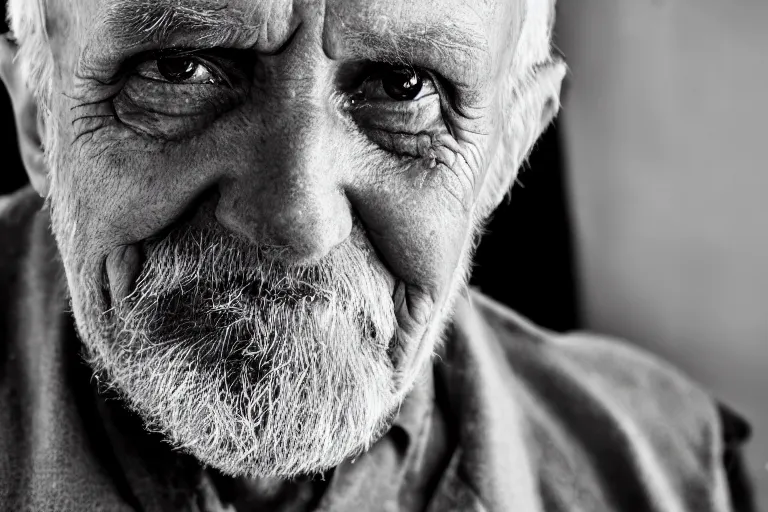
[51,0,530,82]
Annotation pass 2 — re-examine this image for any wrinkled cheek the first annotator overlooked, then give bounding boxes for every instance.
[45,146,138,345]
[48,127,223,317]
[346,159,477,386]
[49,142,124,265]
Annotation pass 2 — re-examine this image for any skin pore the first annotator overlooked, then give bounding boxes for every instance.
[1,0,564,481]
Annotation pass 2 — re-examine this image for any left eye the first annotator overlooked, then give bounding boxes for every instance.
[138,56,219,84]
[355,64,435,102]
[380,66,424,100]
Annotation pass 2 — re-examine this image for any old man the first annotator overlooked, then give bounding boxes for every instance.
[0,0,750,510]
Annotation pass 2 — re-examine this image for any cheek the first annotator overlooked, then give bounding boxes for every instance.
[54,116,254,257]
[345,149,482,385]
[347,149,478,315]
[50,122,252,341]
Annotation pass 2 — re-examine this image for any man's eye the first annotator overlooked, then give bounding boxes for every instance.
[381,66,424,100]
[137,56,220,85]
[356,64,436,102]
[113,50,253,140]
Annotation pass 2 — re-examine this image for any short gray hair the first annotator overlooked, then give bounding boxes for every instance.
[6,0,53,110]
[514,0,556,77]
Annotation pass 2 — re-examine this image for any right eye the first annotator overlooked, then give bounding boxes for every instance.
[134,55,222,85]
[155,56,218,84]
[113,49,254,140]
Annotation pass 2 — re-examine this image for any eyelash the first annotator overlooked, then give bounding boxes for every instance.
[122,48,254,86]
[96,47,453,150]
[125,49,443,97]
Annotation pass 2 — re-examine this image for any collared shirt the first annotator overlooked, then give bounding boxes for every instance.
[0,187,753,511]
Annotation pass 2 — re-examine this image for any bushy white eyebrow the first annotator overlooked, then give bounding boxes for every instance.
[336,24,490,89]
[103,0,251,48]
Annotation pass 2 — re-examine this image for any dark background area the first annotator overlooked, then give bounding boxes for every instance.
[469,120,578,332]
[1,87,28,194]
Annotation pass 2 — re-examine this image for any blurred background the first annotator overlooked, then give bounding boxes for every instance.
[555,1,767,508]
[1,0,765,508]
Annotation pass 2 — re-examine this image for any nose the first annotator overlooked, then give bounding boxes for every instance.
[215,100,352,263]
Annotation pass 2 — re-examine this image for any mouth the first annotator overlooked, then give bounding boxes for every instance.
[103,234,399,350]
[242,275,331,306]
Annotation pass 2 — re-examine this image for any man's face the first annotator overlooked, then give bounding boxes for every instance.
[30,0,557,479]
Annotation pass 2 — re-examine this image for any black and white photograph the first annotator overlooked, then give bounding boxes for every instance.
[0,1,764,510]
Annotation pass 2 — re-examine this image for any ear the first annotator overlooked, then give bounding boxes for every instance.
[533,59,567,136]
[0,34,49,197]
[484,59,566,212]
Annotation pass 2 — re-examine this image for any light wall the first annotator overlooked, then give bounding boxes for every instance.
[557,0,768,507]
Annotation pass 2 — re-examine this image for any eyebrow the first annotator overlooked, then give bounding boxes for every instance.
[332,23,491,90]
[103,0,253,49]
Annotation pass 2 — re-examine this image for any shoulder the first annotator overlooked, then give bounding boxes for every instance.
[462,290,735,509]
[468,289,720,431]
[0,186,46,315]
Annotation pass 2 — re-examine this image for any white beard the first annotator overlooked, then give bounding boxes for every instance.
[82,224,400,478]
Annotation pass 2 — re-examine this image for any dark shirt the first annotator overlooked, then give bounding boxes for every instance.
[0,187,752,511]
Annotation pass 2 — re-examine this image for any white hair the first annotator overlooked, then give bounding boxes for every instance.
[474,0,560,222]
[514,0,556,77]
[6,0,52,110]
